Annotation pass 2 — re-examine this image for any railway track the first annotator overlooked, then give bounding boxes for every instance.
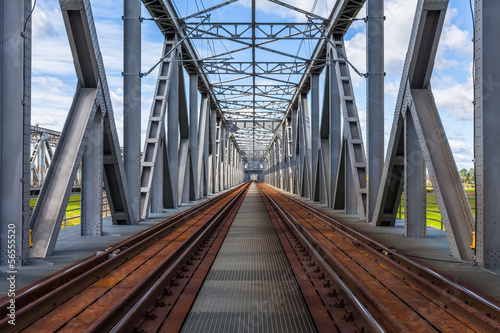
[3,180,500,332]
[258,182,500,332]
[0,182,250,332]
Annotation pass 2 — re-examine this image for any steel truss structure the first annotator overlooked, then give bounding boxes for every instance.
[0,0,497,267]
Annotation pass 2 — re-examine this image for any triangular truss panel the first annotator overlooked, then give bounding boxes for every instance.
[373,0,474,260]
[30,0,134,258]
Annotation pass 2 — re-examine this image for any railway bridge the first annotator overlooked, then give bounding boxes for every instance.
[1,0,500,331]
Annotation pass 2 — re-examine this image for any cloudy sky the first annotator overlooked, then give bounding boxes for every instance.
[30,0,475,170]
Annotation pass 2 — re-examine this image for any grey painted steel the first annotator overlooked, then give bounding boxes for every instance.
[181,184,316,333]
[139,39,176,218]
[366,0,384,222]
[178,65,191,204]
[474,0,500,267]
[404,109,426,238]
[31,0,134,258]
[210,108,217,194]
[298,95,312,199]
[321,49,342,209]
[310,73,320,202]
[0,0,32,266]
[189,73,199,200]
[198,94,209,197]
[150,137,164,213]
[81,109,103,236]
[123,0,141,223]
[373,0,474,261]
[331,36,367,219]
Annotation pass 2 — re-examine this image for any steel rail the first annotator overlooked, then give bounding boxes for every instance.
[277,186,500,322]
[259,183,500,332]
[0,183,248,332]
[258,183,384,333]
[90,182,250,332]
[110,186,249,332]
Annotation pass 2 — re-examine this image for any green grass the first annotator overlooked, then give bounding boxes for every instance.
[398,189,476,230]
[31,194,82,228]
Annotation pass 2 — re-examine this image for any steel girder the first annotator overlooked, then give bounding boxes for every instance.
[0,0,32,266]
[366,0,384,222]
[30,0,134,258]
[184,22,323,40]
[331,36,368,219]
[30,129,57,188]
[123,0,142,223]
[139,38,196,217]
[474,0,500,267]
[373,0,474,261]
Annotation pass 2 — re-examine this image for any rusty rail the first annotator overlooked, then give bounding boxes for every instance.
[0,182,250,332]
[258,182,500,332]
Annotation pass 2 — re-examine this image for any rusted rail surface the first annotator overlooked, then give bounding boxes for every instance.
[0,182,250,333]
[258,182,500,333]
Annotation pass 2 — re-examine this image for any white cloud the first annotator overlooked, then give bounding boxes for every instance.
[433,74,473,120]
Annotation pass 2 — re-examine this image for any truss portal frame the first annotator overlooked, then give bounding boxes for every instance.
[30,0,134,258]
[373,0,474,261]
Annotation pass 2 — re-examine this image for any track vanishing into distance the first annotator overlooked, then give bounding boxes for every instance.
[0,183,250,333]
[258,183,500,332]
[2,181,500,332]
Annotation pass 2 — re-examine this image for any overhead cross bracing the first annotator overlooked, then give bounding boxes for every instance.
[144,0,365,164]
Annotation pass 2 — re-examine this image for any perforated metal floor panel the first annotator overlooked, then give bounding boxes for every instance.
[181,183,317,333]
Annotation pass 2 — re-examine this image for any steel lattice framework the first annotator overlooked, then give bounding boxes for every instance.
[2,0,499,270]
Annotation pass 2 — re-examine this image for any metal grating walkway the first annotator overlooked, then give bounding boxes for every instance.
[181,183,317,332]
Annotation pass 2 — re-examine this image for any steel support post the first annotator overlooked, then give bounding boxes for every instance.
[0,0,31,266]
[322,51,342,208]
[367,0,385,222]
[291,108,298,195]
[150,138,164,213]
[81,110,103,235]
[345,138,357,214]
[123,0,141,223]
[214,118,221,192]
[474,0,500,267]
[168,57,180,207]
[199,95,209,197]
[221,127,227,190]
[210,108,216,194]
[311,73,320,202]
[404,110,426,237]
[189,73,199,199]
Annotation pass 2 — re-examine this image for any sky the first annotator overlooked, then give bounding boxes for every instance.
[30,0,475,170]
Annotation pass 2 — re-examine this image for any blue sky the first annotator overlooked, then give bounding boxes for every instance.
[31,0,475,170]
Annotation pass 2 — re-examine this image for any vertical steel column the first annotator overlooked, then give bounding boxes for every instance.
[404,110,426,237]
[345,138,357,214]
[291,108,298,194]
[325,47,342,208]
[221,126,226,189]
[0,0,31,265]
[123,0,141,222]
[367,0,385,222]
[150,138,164,213]
[210,108,216,194]
[168,51,180,207]
[311,73,320,202]
[189,73,199,199]
[81,110,103,235]
[474,0,500,267]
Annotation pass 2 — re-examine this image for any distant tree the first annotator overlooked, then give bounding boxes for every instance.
[459,168,467,182]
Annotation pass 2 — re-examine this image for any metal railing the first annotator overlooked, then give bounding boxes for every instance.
[30,186,111,229]
[397,190,476,230]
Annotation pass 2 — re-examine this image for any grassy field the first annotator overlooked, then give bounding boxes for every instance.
[398,189,475,230]
[30,195,83,228]
[31,189,475,231]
